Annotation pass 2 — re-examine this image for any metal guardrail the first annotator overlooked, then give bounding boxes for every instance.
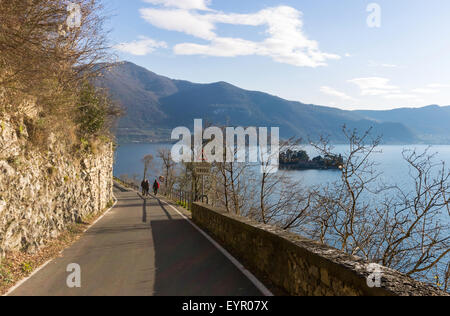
[163,188,212,210]
[164,188,195,211]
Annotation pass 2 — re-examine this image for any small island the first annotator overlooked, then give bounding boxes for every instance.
[280,149,344,171]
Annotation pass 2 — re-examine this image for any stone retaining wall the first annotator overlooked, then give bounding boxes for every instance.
[0,114,114,259]
[192,203,447,296]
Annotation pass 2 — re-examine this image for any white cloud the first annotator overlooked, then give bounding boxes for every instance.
[368,61,399,68]
[143,0,212,11]
[383,94,418,100]
[174,37,260,57]
[114,36,167,56]
[380,63,398,68]
[140,4,340,67]
[140,9,216,40]
[427,83,450,88]
[411,88,439,94]
[349,77,422,101]
[320,86,356,101]
[348,77,400,96]
[409,83,450,95]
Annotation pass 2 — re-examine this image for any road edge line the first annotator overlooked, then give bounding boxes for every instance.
[3,194,118,297]
[158,197,274,297]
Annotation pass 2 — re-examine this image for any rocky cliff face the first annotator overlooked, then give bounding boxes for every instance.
[0,113,114,259]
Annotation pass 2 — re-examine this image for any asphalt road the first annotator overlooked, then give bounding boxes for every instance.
[8,184,263,296]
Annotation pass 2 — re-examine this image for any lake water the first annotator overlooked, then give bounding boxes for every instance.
[114,143,450,192]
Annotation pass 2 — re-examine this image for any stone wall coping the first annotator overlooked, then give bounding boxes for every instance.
[193,202,448,296]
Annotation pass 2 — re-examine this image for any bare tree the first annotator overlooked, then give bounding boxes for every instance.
[214,158,253,216]
[372,149,450,285]
[308,127,449,290]
[309,127,383,254]
[158,148,176,194]
[174,162,205,201]
[0,0,110,95]
[443,262,449,292]
[231,137,314,233]
[210,130,257,215]
[0,0,116,146]
[142,154,154,180]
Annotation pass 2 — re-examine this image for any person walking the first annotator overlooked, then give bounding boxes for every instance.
[144,179,150,196]
[153,179,160,196]
[141,179,147,196]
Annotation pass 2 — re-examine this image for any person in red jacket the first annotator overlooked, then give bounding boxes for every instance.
[153,180,160,196]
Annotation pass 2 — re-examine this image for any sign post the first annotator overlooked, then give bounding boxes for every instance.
[194,162,211,203]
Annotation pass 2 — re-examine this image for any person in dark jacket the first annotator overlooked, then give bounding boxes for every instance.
[144,179,150,196]
[141,179,147,196]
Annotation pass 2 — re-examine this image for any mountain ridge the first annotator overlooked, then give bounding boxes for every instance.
[95,62,449,144]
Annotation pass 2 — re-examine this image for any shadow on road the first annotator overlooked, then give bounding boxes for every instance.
[118,203,145,208]
[156,198,173,220]
[113,183,129,192]
[150,218,262,296]
[86,224,150,236]
[143,199,147,223]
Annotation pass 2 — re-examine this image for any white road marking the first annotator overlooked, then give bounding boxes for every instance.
[3,258,54,297]
[3,196,118,296]
[157,197,274,297]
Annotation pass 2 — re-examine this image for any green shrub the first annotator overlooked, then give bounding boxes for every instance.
[76,82,114,138]
[21,262,33,274]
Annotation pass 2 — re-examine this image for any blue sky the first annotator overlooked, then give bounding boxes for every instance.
[106,0,450,110]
